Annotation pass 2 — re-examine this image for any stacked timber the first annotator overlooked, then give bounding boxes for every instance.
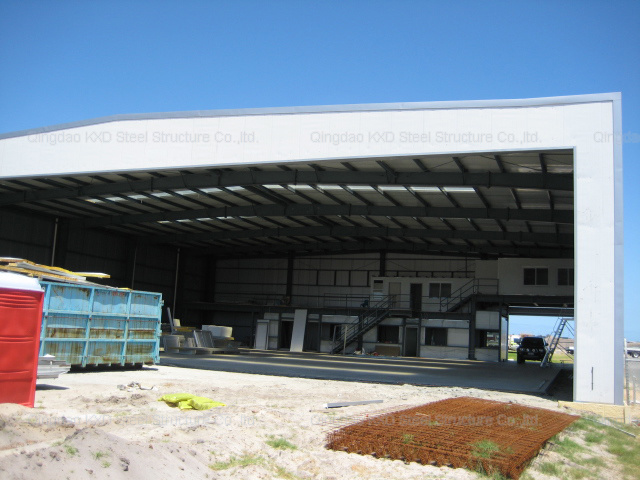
[0,257,109,285]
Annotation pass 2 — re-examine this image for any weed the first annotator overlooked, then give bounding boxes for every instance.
[265,436,297,451]
[92,451,109,460]
[473,462,507,479]
[539,462,561,476]
[474,461,488,476]
[584,432,605,444]
[569,418,596,432]
[401,433,414,444]
[502,446,515,455]
[605,432,640,480]
[209,454,264,471]
[470,440,500,459]
[489,472,508,480]
[275,465,302,480]
[553,437,585,462]
[565,467,590,479]
[64,444,78,456]
[101,461,111,468]
[582,456,606,467]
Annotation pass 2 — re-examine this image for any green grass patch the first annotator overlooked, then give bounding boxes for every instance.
[101,461,111,468]
[401,433,414,444]
[92,451,109,460]
[507,351,573,364]
[582,456,606,467]
[553,437,586,462]
[568,418,597,432]
[584,432,605,444]
[209,454,265,471]
[265,436,297,451]
[539,461,561,476]
[64,444,78,456]
[547,418,640,480]
[470,439,501,459]
[605,436,640,480]
[565,466,590,479]
[275,465,303,480]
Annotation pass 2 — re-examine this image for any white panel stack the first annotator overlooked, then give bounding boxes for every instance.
[289,309,308,352]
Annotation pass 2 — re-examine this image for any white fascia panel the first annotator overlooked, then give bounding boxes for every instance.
[0,96,617,178]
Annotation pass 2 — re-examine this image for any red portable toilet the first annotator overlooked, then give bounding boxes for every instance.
[0,272,44,407]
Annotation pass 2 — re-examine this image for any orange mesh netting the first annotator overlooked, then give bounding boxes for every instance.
[326,397,578,479]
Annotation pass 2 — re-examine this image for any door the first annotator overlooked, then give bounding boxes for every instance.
[410,283,422,317]
[404,326,419,357]
[303,322,319,351]
[279,320,294,349]
[254,321,269,350]
[389,282,401,307]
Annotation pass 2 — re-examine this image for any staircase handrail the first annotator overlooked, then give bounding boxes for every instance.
[331,295,393,353]
[439,278,499,312]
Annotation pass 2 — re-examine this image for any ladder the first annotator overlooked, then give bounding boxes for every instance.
[540,317,573,367]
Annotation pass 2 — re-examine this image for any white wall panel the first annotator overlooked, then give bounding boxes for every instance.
[447,328,469,347]
[476,311,500,330]
[496,258,574,296]
[420,346,468,360]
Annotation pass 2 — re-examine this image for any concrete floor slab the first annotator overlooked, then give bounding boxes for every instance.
[160,349,565,395]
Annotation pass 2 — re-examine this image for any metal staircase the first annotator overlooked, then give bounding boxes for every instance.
[540,317,574,367]
[331,296,393,354]
[439,278,499,313]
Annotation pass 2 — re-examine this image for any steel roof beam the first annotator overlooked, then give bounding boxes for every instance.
[196,239,572,259]
[0,171,574,206]
[77,203,573,228]
[139,224,573,246]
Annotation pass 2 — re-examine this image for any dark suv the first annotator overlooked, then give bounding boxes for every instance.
[516,336,548,364]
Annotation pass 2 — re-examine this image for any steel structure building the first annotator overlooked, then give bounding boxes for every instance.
[0,93,623,404]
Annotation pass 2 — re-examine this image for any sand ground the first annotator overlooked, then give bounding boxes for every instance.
[0,364,583,479]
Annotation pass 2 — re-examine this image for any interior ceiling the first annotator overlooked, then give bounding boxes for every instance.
[0,150,574,259]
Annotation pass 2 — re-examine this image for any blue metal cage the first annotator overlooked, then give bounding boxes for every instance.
[39,282,163,367]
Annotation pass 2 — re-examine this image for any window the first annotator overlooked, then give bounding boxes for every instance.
[317,270,335,286]
[377,325,399,343]
[558,268,574,286]
[428,282,452,298]
[351,270,369,287]
[321,323,341,340]
[475,330,500,348]
[523,268,548,286]
[425,327,447,346]
[335,270,349,286]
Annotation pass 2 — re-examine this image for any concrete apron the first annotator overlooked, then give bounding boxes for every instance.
[160,349,564,395]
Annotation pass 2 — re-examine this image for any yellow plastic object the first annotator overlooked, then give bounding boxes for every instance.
[158,393,226,410]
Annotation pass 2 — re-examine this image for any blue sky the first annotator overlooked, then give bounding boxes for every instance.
[1,1,638,339]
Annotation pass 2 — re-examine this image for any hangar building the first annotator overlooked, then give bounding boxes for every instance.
[0,93,623,404]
